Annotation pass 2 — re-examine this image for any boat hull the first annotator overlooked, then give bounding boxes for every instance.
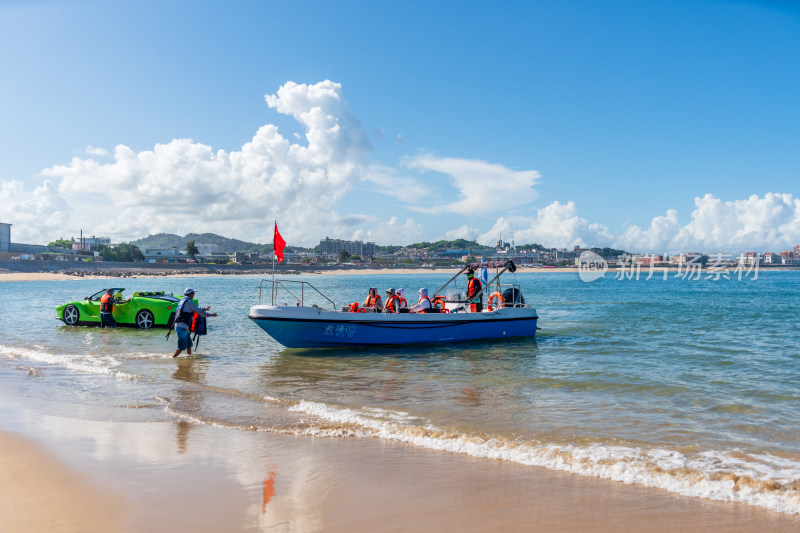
[248,305,538,348]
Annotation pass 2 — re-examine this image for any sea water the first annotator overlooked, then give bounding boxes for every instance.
[1,271,799,513]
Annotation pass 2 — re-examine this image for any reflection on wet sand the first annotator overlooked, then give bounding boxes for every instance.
[175,420,191,454]
[172,357,209,454]
[262,471,276,514]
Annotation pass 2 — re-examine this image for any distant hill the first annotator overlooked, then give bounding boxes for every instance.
[131,232,308,254]
[131,233,184,249]
[403,239,494,252]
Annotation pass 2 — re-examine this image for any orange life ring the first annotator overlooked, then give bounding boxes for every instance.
[487,291,504,311]
[432,296,446,309]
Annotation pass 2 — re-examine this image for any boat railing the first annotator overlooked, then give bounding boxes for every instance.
[444,282,528,310]
[258,279,337,311]
[434,260,528,310]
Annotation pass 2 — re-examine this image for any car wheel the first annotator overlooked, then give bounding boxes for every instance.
[136,310,155,329]
[63,305,80,326]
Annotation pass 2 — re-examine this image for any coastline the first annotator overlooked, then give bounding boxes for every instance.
[1,397,798,533]
[2,264,798,283]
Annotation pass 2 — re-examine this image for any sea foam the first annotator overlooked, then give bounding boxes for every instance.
[0,344,137,381]
[288,399,800,514]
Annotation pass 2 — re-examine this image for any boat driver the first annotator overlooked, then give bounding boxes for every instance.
[466,267,483,312]
[409,288,432,313]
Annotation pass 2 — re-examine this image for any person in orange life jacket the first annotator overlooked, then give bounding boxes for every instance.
[172,288,217,358]
[363,287,383,312]
[395,288,409,312]
[466,268,483,312]
[99,288,116,328]
[409,288,432,313]
[383,288,399,313]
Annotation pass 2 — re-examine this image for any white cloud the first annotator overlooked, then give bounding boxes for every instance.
[350,217,424,245]
[444,225,480,241]
[480,202,613,249]
[0,179,71,243]
[480,194,800,253]
[616,193,800,252]
[405,155,540,215]
[36,80,372,246]
[361,165,434,203]
[84,145,109,157]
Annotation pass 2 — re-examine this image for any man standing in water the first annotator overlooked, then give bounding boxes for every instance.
[172,288,217,358]
[99,288,116,328]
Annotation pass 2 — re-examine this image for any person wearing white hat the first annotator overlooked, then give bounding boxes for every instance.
[172,288,217,358]
[395,288,408,312]
[409,288,432,313]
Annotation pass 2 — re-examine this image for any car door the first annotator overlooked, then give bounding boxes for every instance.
[86,294,102,318]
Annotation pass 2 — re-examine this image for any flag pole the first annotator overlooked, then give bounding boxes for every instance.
[271,221,276,305]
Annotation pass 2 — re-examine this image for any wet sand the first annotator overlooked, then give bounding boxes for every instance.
[1,399,798,532]
[0,431,126,533]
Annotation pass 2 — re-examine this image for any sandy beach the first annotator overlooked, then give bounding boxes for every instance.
[1,397,799,533]
[0,267,520,283]
[0,431,126,533]
[5,264,789,283]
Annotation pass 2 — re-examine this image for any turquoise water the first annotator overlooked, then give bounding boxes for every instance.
[1,271,799,512]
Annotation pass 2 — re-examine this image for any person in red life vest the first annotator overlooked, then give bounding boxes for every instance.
[363,287,383,312]
[395,288,409,312]
[100,288,117,328]
[383,288,399,313]
[466,268,483,312]
[409,288,432,313]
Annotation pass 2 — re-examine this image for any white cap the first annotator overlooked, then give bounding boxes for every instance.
[184,287,197,295]
[419,288,428,296]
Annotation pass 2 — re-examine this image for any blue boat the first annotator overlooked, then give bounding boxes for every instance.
[249,260,538,348]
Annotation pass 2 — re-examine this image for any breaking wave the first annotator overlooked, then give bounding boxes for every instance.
[0,344,138,381]
[287,400,800,514]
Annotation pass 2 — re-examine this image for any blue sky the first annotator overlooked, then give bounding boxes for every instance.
[1,0,799,252]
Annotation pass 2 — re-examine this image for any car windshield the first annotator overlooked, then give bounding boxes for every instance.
[139,293,179,302]
[88,288,125,301]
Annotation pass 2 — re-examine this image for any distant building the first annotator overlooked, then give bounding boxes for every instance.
[763,252,779,264]
[72,235,111,252]
[0,223,10,253]
[781,251,800,265]
[143,247,183,263]
[670,253,703,265]
[319,237,376,258]
[229,252,248,264]
[737,252,760,266]
[199,252,230,263]
[0,222,78,260]
[196,243,219,256]
[795,244,800,259]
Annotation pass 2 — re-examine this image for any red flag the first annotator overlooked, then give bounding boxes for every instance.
[273,222,286,263]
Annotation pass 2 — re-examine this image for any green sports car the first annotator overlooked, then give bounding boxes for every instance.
[56,288,197,329]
